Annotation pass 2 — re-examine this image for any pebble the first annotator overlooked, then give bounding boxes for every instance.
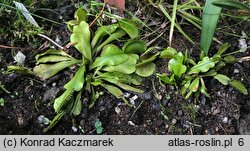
[52,82,57,87]
[115,106,121,114]
[212,108,221,115]
[14,51,26,64]
[152,103,161,111]
[178,110,183,116]
[138,92,152,100]
[128,121,136,126]
[222,117,228,124]
[155,94,162,100]
[129,95,138,105]
[72,126,78,132]
[172,118,177,125]
[233,69,240,74]
[37,115,50,125]
[124,92,131,98]
[162,99,169,106]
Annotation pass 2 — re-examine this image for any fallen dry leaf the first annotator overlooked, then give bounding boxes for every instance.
[105,0,125,12]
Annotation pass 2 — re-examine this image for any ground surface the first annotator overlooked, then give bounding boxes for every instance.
[0,0,249,135]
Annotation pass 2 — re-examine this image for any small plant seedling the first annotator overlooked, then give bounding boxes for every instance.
[95,119,104,134]
[158,44,248,99]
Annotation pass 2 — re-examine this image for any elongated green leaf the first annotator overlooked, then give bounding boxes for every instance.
[64,66,85,91]
[97,29,127,52]
[160,47,177,58]
[37,55,72,64]
[7,66,33,75]
[188,57,215,74]
[54,89,74,113]
[101,84,124,98]
[101,44,123,57]
[200,77,210,97]
[136,52,160,67]
[229,80,248,95]
[71,91,82,116]
[35,49,72,61]
[217,43,230,55]
[189,77,200,92]
[71,21,92,62]
[119,19,139,38]
[169,0,178,46]
[116,82,144,93]
[214,74,230,85]
[136,62,155,77]
[33,60,81,80]
[75,7,88,23]
[201,0,222,55]
[43,110,66,132]
[212,0,250,11]
[157,73,175,85]
[91,54,129,69]
[91,24,119,49]
[180,78,191,95]
[224,55,238,63]
[122,40,147,54]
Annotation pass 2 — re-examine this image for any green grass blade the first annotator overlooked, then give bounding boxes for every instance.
[200,0,222,55]
[169,0,178,47]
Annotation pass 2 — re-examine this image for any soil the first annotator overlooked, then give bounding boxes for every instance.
[0,0,249,135]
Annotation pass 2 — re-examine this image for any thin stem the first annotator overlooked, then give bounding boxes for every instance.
[89,1,106,28]
[37,34,65,50]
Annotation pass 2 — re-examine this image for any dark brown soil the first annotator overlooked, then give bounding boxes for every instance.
[0,0,249,135]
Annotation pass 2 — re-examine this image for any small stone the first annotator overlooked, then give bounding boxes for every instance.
[115,106,121,114]
[138,92,152,100]
[14,51,26,64]
[52,82,57,87]
[178,110,183,116]
[155,94,162,100]
[162,99,169,106]
[212,108,220,115]
[172,118,177,125]
[222,117,228,124]
[38,115,50,125]
[152,103,161,111]
[124,92,131,98]
[72,126,78,132]
[165,124,169,129]
[233,69,240,74]
[129,95,138,105]
[128,121,136,126]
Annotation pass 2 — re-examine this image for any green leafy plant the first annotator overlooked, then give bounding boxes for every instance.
[31,8,158,132]
[94,119,104,134]
[158,44,248,99]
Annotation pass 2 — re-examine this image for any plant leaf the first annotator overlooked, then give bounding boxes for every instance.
[101,44,123,57]
[180,78,192,95]
[13,1,40,27]
[229,80,248,95]
[136,62,155,77]
[64,66,85,91]
[33,60,81,80]
[36,55,72,64]
[71,91,82,116]
[106,0,125,12]
[214,74,230,85]
[35,49,72,61]
[91,54,129,69]
[212,0,250,11]
[53,89,74,113]
[91,24,119,49]
[101,84,124,98]
[43,110,66,132]
[122,40,147,54]
[116,82,144,93]
[71,21,92,62]
[188,57,215,74]
[119,19,139,39]
[217,43,230,55]
[103,54,137,74]
[200,0,222,55]
[189,77,200,92]
[160,47,177,58]
[97,29,127,52]
[200,77,210,97]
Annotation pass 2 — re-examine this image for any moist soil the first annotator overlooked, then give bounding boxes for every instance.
[0,0,249,135]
